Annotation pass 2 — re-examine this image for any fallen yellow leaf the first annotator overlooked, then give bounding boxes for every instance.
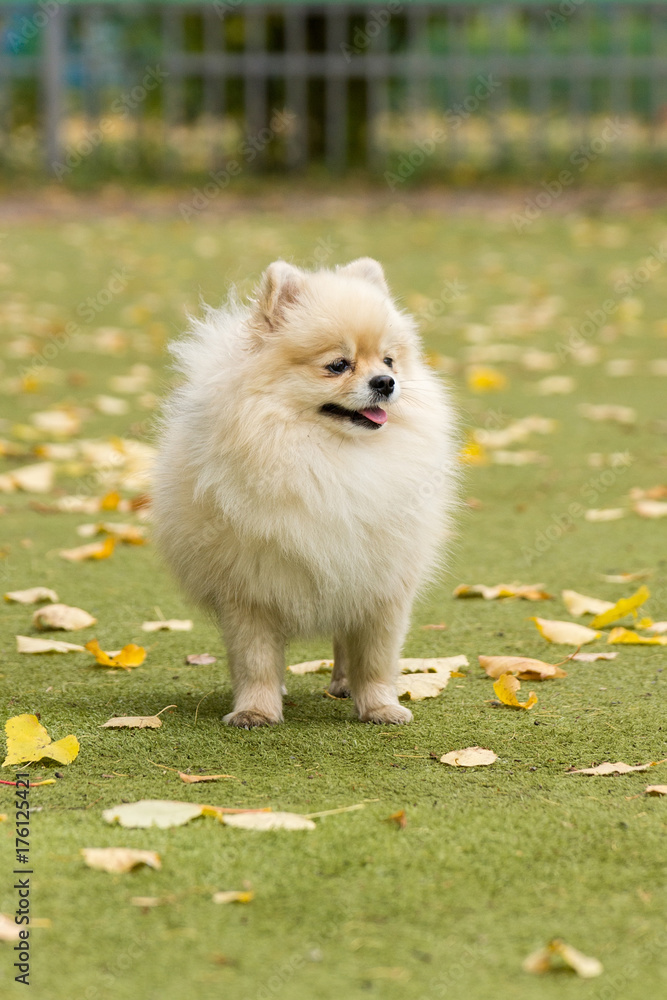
[561,590,614,617]
[492,673,537,710]
[466,366,507,392]
[607,627,667,646]
[531,617,601,645]
[212,890,254,904]
[81,848,161,873]
[591,585,650,628]
[76,522,146,544]
[32,603,97,631]
[479,655,566,681]
[3,714,79,767]
[4,587,58,604]
[59,537,116,562]
[455,582,551,601]
[645,785,667,796]
[16,635,86,654]
[85,639,146,670]
[523,939,602,978]
[440,746,497,767]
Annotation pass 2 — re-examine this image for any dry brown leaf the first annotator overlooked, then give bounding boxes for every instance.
[479,655,566,681]
[645,785,667,796]
[562,590,614,617]
[454,582,550,600]
[16,635,86,654]
[100,706,176,730]
[59,537,116,562]
[568,761,657,776]
[523,939,603,978]
[531,617,601,645]
[185,653,217,665]
[212,890,254,904]
[492,673,537,710]
[141,620,193,632]
[81,847,161,873]
[387,809,407,828]
[4,587,59,605]
[440,746,497,767]
[32,603,97,631]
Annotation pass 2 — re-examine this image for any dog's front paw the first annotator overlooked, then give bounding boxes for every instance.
[359,703,413,725]
[223,709,279,729]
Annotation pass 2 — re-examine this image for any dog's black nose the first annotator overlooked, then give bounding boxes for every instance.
[369,374,395,396]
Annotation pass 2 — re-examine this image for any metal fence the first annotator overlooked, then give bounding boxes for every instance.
[2,0,667,176]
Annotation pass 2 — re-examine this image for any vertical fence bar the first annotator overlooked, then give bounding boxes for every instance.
[42,0,65,171]
[244,5,267,156]
[285,6,308,169]
[366,0,390,170]
[326,6,348,172]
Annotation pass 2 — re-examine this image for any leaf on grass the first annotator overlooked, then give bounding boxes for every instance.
[466,366,507,393]
[9,462,55,493]
[492,450,547,466]
[600,569,653,583]
[523,939,603,978]
[492,674,537,710]
[531,617,601,645]
[76,522,146,544]
[454,583,551,601]
[85,639,147,669]
[571,651,618,662]
[584,508,625,522]
[141,620,193,632]
[606,627,667,646]
[479,655,566,681]
[387,810,407,828]
[3,714,79,767]
[568,761,657,776]
[32,603,97,631]
[185,653,217,666]
[212,890,254,904]
[420,623,448,631]
[578,403,636,425]
[16,635,86,654]
[0,913,21,941]
[31,409,80,437]
[4,587,59,605]
[59,537,116,562]
[591,586,650,628]
[633,499,667,519]
[178,772,235,783]
[81,848,161,873]
[102,799,207,829]
[645,785,667,796]
[395,658,468,701]
[100,706,176,730]
[440,746,497,767]
[561,590,614,617]
[222,811,315,831]
[287,659,334,675]
[645,621,667,634]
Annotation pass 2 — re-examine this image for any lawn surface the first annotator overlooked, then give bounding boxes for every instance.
[0,193,666,999]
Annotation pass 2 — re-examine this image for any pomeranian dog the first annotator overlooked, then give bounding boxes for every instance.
[152,258,457,727]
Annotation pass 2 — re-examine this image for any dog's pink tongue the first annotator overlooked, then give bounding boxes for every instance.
[360,407,387,425]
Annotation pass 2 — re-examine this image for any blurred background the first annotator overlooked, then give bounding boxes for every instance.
[1,0,667,186]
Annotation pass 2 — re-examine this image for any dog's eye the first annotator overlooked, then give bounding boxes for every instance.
[326,359,351,374]
[383,357,394,368]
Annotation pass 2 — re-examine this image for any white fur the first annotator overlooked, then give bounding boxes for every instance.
[152,259,458,727]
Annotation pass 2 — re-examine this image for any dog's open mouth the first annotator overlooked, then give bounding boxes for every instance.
[320,403,387,429]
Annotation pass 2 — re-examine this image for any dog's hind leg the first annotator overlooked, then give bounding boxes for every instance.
[328,638,351,698]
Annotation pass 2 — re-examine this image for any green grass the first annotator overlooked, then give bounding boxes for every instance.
[0,198,666,999]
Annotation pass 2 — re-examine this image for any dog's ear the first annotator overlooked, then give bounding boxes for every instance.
[254,260,304,331]
[337,258,389,295]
